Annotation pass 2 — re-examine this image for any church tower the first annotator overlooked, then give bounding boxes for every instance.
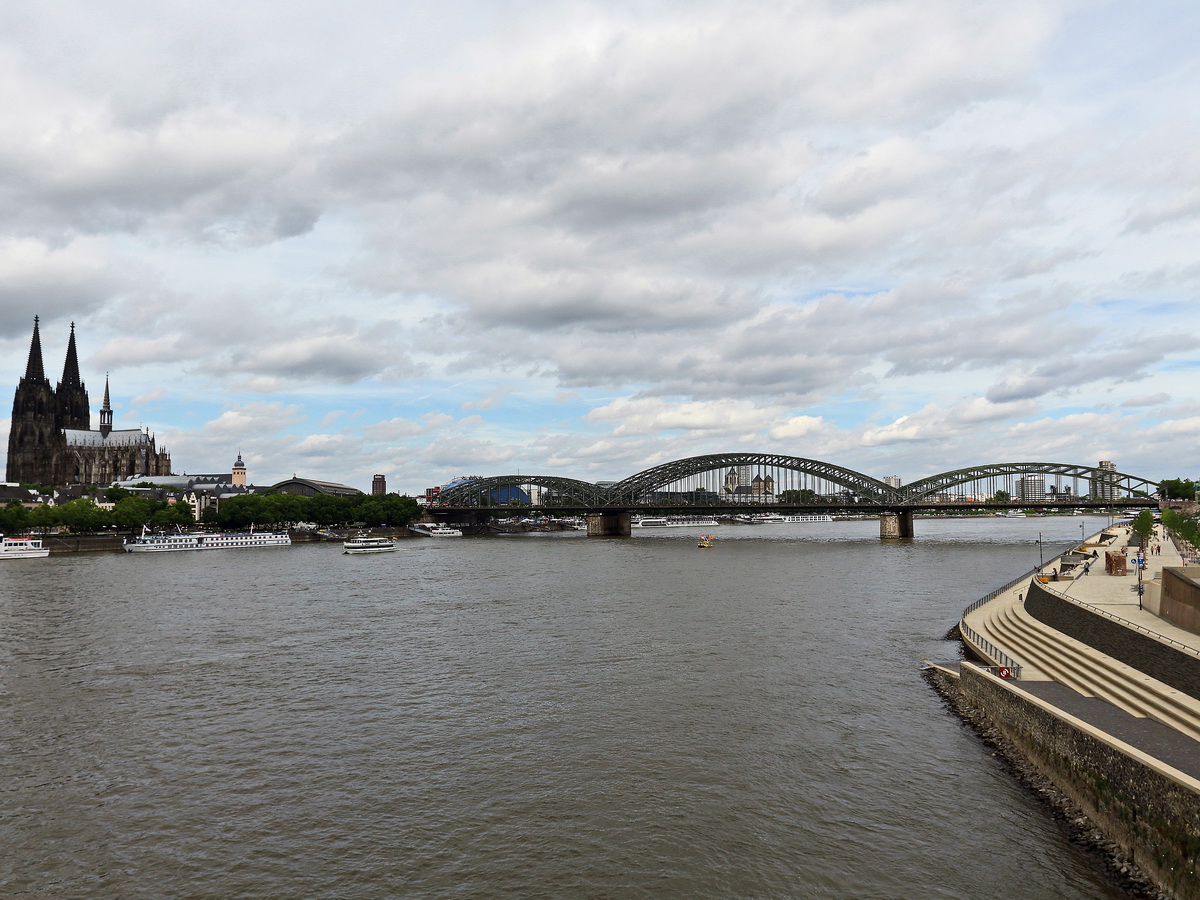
[55,322,91,430]
[7,318,60,484]
[232,452,247,486]
[99,376,113,437]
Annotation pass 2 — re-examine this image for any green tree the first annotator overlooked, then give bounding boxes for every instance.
[104,485,132,503]
[993,489,1011,502]
[58,498,107,533]
[1130,510,1155,549]
[1160,478,1198,500]
[0,500,31,534]
[28,505,59,533]
[112,496,155,529]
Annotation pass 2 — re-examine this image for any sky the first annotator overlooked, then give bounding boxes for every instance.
[1,0,1198,495]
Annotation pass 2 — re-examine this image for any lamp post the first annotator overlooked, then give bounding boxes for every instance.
[1037,532,1044,571]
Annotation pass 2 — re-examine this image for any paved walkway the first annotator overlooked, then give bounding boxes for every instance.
[956,519,1200,774]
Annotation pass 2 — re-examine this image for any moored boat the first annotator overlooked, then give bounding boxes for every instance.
[0,535,50,559]
[410,523,464,537]
[124,526,291,552]
[633,516,720,528]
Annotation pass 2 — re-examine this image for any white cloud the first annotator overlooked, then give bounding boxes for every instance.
[1,1,1198,492]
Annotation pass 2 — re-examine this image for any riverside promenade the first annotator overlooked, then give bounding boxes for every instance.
[930,520,1200,898]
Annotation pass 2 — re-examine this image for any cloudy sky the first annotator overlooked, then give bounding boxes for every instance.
[2,0,1197,493]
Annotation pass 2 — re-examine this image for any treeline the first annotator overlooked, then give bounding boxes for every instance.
[0,490,423,535]
[1,495,195,534]
[1163,508,1200,551]
[212,492,421,529]
[1160,478,1198,500]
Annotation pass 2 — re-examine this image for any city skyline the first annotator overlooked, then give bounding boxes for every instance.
[1,2,1198,495]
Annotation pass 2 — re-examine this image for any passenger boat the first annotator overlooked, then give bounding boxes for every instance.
[124,526,291,552]
[633,517,720,528]
[409,524,464,537]
[342,534,397,554]
[745,514,834,525]
[0,535,50,559]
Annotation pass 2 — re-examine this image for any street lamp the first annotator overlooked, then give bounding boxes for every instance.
[1037,532,1044,570]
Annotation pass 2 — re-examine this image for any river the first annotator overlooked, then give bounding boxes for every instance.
[0,516,1131,898]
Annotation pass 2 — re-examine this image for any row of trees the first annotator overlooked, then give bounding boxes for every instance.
[211,492,421,528]
[1160,478,1199,500]
[1,496,195,534]
[1162,508,1200,551]
[1,490,423,535]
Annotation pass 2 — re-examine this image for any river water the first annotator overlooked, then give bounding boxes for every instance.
[1,516,1131,898]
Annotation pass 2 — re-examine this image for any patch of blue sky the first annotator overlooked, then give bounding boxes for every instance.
[802,398,878,430]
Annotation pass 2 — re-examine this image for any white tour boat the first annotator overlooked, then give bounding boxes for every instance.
[343,534,397,554]
[410,523,464,537]
[124,527,291,553]
[0,535,50,559]
[632,516,720,528]
[745,513,834,525]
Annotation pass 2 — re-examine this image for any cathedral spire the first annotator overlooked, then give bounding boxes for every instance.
[99,374,114,437]
[61,321,82,387]
[23,316,46,383]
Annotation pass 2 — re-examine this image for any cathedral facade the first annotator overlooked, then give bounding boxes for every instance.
[6,318,172,486]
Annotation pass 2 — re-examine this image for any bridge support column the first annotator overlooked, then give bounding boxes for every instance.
[586,511,631,537]
[880,510,914,540]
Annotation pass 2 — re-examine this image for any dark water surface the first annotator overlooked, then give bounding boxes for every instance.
[2,517,1130,898]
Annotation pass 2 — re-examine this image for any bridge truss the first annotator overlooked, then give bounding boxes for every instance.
[430,456,1158,511]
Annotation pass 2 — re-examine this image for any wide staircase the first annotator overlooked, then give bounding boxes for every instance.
[961,526,1200,743]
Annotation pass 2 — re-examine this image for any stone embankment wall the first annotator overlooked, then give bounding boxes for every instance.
[956,665,1200,900]
[1161,568,1200,635]
[1024,579,1200,697]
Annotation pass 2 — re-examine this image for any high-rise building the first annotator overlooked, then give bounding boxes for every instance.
[372,474,386,495]
[882,475,902,489]
[1017,474,1046,501]
[1091,460,1119,500]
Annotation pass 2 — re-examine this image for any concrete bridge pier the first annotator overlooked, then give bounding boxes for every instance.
[586,511,631,536]
[880,510,914,540]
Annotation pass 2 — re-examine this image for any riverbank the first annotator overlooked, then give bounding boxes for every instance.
[935,523,1200,900]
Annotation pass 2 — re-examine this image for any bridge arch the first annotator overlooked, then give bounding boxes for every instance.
[899,462,1158,503]
[606,452,901,505]
[434,474,609,508]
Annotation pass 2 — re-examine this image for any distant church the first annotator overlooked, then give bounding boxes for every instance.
[6,318,172,486]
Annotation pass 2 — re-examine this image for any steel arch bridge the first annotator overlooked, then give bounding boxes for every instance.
[431,455,1159,510]
[899,462,1157,504]
[435,474,609,508]
[606,452,902,505]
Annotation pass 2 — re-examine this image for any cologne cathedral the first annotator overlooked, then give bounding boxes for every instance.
[6,318,171,486]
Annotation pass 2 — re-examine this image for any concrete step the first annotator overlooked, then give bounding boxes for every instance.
[980,599,1200,742]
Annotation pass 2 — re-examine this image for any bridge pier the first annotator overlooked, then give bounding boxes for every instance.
[586,511,631,537]
[880,510,914,540]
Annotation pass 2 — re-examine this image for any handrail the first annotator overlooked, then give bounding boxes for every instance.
[1034,579,1200,661]
[959,618,1023,672]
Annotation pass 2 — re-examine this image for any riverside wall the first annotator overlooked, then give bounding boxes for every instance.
[955,665,1200,900]
[1024,579,1200,697]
